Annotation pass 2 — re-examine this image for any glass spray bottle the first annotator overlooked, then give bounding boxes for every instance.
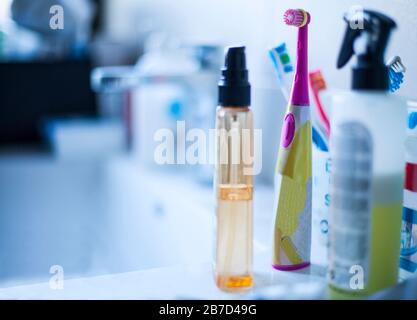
[214,46,253,292]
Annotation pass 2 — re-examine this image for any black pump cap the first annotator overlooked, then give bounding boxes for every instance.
[337,9,396,91]
[218,46,251,106]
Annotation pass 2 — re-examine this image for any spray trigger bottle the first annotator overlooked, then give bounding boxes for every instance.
[328,9,407,298]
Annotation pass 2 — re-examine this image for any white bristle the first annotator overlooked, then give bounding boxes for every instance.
[388,56,406,73]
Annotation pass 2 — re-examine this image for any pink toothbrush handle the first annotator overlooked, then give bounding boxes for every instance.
[290,24,309,106]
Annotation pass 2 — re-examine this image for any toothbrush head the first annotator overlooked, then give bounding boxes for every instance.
[388,68,404,92]
[269,43,294,74]
[387,56,406,92]
[309,70,327,92]
[387,56,406,73]
[284,9,310,27]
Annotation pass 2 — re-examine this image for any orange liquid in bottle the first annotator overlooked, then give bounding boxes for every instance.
[215,184,253,292]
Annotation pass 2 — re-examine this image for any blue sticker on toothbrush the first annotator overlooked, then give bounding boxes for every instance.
[409,112,417,130]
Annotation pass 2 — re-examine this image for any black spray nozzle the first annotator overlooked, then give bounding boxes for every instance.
[224,46,247,71]
[337,9,397,90]
[218,46,251,106]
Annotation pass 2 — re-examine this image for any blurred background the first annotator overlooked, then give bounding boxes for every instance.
[0,0,416,288]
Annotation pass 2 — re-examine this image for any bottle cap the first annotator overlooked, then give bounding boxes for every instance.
[337,9,396,91]
[218,46,251,106]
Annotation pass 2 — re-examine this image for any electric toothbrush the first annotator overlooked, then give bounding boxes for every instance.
[272,9,312,270]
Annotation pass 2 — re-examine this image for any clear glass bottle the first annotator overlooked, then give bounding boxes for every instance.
[214,46,253,292]
[215,106,253,292]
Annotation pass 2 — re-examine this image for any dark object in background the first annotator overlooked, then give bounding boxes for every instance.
[91,0,105,35]
[0,59,97,146]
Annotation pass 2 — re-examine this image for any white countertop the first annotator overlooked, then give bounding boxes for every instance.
[0,262,327,300]
[0,154,327,299]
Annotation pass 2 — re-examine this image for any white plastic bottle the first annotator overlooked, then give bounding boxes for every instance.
[327,10,407,298]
